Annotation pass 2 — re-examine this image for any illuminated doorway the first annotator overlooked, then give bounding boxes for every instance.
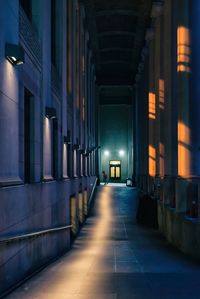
[110,160,121,180]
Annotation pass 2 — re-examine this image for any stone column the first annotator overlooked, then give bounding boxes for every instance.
[162,0,178,206]
[148,37,156,195]
[176,0,192,212]
[190,0,200,177]
[0,0,22,186]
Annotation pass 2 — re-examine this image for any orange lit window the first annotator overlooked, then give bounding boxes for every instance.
[149,92,156,119]
[178,122,191,177]
[159,80,164,110]
[177,26,191,73]
[159,142,165,177]
[149,145,156,177]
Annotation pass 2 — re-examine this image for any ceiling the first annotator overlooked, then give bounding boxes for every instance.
[83,0,152,87]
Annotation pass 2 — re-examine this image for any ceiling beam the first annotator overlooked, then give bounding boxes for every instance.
[100,61,131,65]
[98,31,136,37]
[100,47,133,52]
[95,9,139,17]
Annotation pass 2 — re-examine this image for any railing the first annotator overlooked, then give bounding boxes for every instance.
[0,225,72,244]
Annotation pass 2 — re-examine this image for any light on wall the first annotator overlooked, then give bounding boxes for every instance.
[119,150,125,157]
[104,150,109,156]
[5,43,24,65]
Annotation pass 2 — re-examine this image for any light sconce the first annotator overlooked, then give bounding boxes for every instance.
[45,107,56,119]
[119,150,125,157]
[5,43,24,65]
[80,149,86,154]
[104,150,110,156]
[64,135,71,144]
[73,144,80,150]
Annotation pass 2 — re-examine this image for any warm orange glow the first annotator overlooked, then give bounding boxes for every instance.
[71,196,77,235]
[79,192,84,224]
[63,143,67,177]
[159,80,164,110]
[149,145,156,177]
[159,142,165,177]
[82,96,85,120]
[177,26,191,73]
[178,121,191,177]
[149,92,156,119]
[177,65,191,73]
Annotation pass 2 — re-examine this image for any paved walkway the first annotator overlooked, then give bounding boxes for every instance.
[6,186,200,299]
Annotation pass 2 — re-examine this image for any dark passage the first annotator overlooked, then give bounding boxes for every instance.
[6,186,200,299]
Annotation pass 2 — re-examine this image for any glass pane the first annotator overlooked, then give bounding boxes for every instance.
[110,160,121,165]
[111,166,115,178]
[116,167,120,178]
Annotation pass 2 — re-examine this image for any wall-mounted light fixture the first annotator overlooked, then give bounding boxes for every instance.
[73,144,80,150]
[64,136,71,144]
[45,107,56,119]
[119,150,125,157]
[79,149,86,154]
[5,43,24,65]
[104,150,110,156]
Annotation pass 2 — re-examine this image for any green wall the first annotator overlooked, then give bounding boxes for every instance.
[99,105,133,182]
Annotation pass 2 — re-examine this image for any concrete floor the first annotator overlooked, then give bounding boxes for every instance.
[6,186,200,299]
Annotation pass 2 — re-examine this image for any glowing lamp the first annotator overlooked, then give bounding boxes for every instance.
[45,107,56,119]
[5,43,24,65]
[104,150,109,156]
[119,150,125,157]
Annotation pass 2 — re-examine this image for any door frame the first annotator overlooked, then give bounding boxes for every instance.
[109,160,121,180]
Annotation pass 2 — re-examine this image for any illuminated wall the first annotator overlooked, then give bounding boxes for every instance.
[148,92,156,119]
[43,118,53,179]
[63,143,67,177]
[149,145,156,177]
[177,26,191,73]
[178,122,191,177]
[0,1,20,183]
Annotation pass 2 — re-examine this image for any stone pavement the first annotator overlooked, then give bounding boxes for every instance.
[6,186,200,299]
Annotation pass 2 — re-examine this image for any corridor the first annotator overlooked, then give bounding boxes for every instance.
[6,186,200,299]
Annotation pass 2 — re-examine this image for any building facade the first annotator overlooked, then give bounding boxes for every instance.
[134,0,200,259]
[0,0,98,295]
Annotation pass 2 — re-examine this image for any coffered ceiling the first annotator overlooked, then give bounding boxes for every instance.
[83,0,152,86]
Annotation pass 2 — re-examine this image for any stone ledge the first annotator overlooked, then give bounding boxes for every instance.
[0,177,23,187]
